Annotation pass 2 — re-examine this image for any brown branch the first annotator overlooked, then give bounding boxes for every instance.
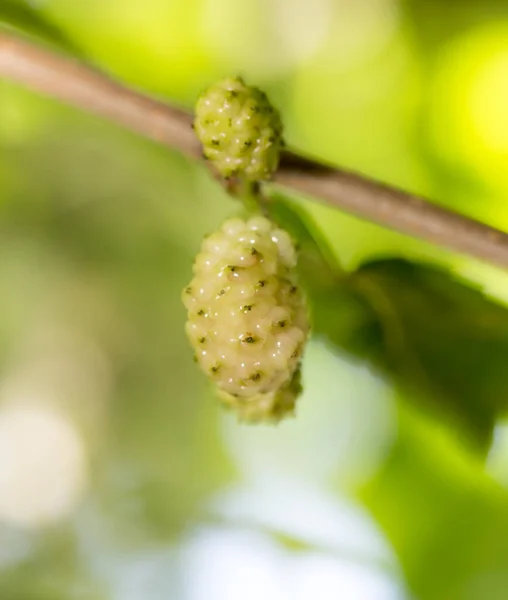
[276,155,508,267]
[2,33,508,269]
[0,32,200,158]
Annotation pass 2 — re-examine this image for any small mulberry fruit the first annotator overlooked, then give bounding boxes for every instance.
[182,216,309,423]
[194,77,283,181]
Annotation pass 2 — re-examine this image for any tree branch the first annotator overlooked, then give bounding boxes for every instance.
[2,32,508,270]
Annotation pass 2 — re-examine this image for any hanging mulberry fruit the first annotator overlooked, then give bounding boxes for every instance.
[182,216,309,423]
[194,77,283,181]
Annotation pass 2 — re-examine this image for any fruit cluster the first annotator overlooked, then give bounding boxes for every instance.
[182,216,309,422]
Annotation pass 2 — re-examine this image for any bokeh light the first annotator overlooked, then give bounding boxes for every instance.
[0,404,87,528]
[428,23,508,196]
[181,525,405,600]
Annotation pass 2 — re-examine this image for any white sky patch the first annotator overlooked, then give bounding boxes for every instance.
[181,525,406,600]
[210,479,397,572]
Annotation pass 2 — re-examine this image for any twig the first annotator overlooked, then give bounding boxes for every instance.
[0,32,199,158]
[2,32,508,269]
[276,155,508,267]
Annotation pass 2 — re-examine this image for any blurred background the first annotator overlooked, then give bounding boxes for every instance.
[3,0,508,598]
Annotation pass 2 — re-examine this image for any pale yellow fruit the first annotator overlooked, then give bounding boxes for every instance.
[183,216,309,422]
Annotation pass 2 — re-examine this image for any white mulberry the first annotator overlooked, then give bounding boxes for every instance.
[182,216,309,422]
[194,77,283,181]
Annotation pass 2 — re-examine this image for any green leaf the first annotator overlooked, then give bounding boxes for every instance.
[0,0,81,55]
[264,192,342,287]
[348,258,508,448]
[361,402,508,600]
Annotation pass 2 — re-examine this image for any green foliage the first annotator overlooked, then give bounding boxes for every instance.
[362,404,508,600]
[0,0,81,55]
[5,3,508,599]
[0,528,107,599]
[351,259,508,449]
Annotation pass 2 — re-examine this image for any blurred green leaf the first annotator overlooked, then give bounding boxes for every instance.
[0,527,107,600]
[264,192,341,287]
[362,403,508,600]
[349,259,508,448]
[0,0,81,55]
